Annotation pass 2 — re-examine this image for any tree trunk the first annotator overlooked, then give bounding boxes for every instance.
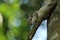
[47,0,60,40]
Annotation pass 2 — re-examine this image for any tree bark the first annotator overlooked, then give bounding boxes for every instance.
[27,0,58,40]
[47,0,60,40]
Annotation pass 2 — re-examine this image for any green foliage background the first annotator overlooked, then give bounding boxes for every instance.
[0,0,30,40]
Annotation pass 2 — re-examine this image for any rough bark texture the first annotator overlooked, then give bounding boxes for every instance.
[27,0,58,40]
[47,0,60,40]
